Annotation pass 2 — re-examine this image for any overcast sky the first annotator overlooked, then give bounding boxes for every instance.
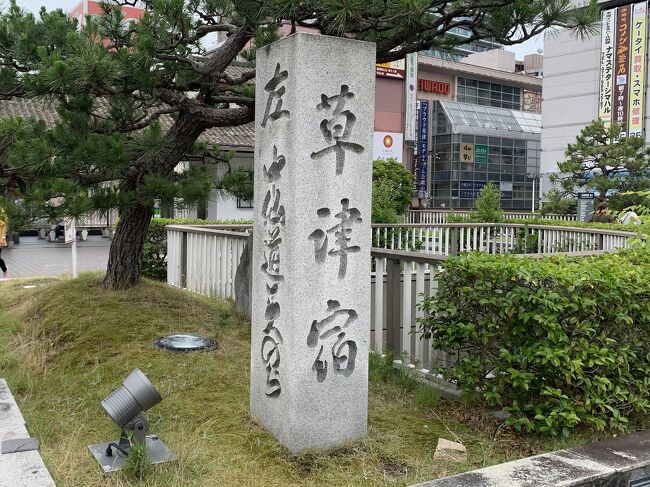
[15,0,546,57]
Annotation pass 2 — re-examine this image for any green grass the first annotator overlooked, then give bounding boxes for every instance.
[0,275,615,486]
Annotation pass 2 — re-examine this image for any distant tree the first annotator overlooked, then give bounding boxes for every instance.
[540,188,577,215]
[473,182,503,223]
[372,158,413,223]
[553,120,650,202]
[0,0,599,289]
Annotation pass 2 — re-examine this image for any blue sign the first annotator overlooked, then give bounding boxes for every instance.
[417,101,429,195]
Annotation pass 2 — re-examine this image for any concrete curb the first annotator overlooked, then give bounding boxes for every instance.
[410,430,650,487]
[0,379,55,487]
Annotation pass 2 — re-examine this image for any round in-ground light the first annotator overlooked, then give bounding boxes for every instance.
[154,334,218,352]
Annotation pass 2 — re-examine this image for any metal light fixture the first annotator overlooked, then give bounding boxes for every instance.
[88,369,175,473]
[155,333,217,353]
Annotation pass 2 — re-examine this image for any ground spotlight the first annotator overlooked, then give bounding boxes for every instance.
[88,369,175,473]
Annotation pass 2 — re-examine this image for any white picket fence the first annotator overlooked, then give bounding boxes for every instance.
[372,223,636,256]
[166,222,639,377]
[166,224,251,298]
[406,209,577,224]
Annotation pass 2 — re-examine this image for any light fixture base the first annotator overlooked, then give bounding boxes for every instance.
[88,436,176,473]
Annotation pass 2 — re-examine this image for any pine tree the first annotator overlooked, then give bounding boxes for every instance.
[0,0,598,289]
[554,120,650,202]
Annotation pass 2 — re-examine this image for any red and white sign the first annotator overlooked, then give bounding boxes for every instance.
[417,79,451,94]
[376,60,406,79]
[373,132,403,164]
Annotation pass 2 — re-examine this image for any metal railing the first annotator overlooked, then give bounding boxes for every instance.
[406,209,577,224]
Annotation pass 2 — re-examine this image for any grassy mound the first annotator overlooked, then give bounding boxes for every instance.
[0,276,610,486]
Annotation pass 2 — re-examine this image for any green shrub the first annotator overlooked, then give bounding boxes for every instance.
[372,159,413,223]
[142,218,252,281]
[418,246,650,435]
[540,189,577,216]
[472,182,504,223]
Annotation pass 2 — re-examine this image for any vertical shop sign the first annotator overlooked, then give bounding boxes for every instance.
[599,8,617,126]
[615,5,631,137]
[417,100,429,197]
[628,1,647,137]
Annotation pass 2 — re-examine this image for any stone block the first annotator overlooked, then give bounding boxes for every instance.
[234,233,253,318]
[433,438,467,463]
[1,437,39,454]
[0,379,26,428]
[0,450,55,487]
[250,33,375,454]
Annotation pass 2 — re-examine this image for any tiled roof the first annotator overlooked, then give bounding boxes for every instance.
[0,97,254,149]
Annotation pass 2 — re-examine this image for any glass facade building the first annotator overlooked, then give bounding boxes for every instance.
[426,101,541,209]
[456,77,522,110]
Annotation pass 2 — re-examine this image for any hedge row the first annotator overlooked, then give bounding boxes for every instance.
[419,243,650,435]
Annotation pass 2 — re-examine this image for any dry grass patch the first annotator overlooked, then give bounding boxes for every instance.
[0,275,614,487]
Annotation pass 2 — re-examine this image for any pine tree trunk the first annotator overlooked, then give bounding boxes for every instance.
[101,202,153,290]
[99,106,252,289]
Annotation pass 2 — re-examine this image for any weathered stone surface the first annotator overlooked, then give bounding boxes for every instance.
[1,437,38,454]
[234,233,253,317]
[250,33,375,454]
[411,431,650,487]
[433,438,467,463]
[0,379,26,428]
[0,423,29,442]
[0,450,55,487]
[0,379,55,487]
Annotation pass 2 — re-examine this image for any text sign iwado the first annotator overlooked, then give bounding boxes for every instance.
[251,33,374,455]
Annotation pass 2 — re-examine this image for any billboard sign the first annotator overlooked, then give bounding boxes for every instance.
[376,59,405,79]
[405,53,418,141]
[417,100,429,196]
[599,2,648,137]
[599,8,617,126]
[373,132,403,163]
[615,5,631,136]
[629,1,647,137]
[475,144,488,164]
[460,143,474,163]
[577,193,596,222]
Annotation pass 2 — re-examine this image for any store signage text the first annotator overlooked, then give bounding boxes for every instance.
[417,79,450,94]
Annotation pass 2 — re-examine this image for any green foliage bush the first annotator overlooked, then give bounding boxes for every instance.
[540,189,577,216]
[372,159,413,224]
[472,182,504,223]
[142,218,252,281]
[419,246,650,435]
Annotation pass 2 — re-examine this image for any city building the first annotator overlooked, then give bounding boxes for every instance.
[374,52,543,210]
[68,0,143,28]
[8,6,545,219]
[541,0,649,198]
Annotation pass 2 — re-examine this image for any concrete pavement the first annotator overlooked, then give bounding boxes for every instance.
[0,236,110,279]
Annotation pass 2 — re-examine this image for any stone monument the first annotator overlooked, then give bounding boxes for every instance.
[250,33,375,454]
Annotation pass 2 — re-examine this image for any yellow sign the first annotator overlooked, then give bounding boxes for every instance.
[628,1,647,137]
[460,143,474,163]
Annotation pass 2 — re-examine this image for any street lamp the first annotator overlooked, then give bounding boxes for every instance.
[527,173,541,213]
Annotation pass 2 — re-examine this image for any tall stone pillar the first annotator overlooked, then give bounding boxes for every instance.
[250,33,376,454]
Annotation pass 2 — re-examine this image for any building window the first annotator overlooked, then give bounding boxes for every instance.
[237,197,253,209]
[457,77,521,110]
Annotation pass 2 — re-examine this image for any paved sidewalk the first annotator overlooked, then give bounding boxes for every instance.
[0,236,110,279]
